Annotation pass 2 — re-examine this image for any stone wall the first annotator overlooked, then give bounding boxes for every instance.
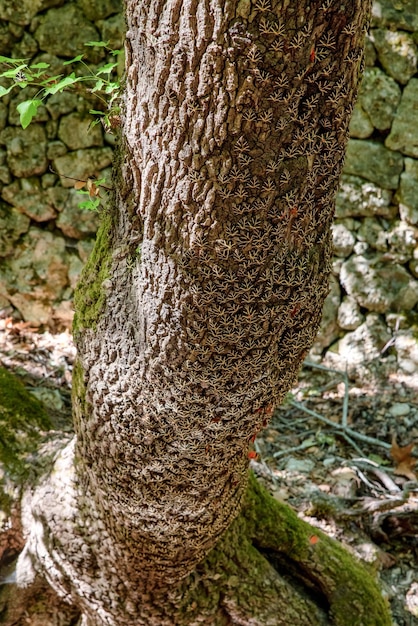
[0,0,417,377]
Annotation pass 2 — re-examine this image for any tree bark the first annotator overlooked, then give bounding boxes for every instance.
[8,0,392,624]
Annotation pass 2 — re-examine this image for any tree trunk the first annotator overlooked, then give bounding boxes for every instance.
[7,0,392,624]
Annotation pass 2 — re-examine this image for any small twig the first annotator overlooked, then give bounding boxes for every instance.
[289,400,391,450]
[273,438,317,459]
[340,432,365,456]
[342,366,349,429]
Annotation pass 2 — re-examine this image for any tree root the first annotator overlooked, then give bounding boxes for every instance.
[241,473,392,626]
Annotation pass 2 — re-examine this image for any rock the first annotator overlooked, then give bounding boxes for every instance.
[385,221,418,264]
[395,332,418,374]
[68,254,85,289]
[336,175,394,218]
[98,13,126,50]
[335,314,392,365]
[0,202,30,257]
[52,147,113,187]
[396,158,418,224]
[77,0,121,21]
[1,228,69,324]
[340,254,418,313]
[11,31,39,59]
[355,67,401,131]
[47,141,68,160]
[389,402,411,417]
[34,4,102,62]
[332,222,356,257]
[51,300,74,328]
[386,79,418,157]
[313,277,342,352]
[0,125,48,178]
[2,178,57,222]
[0,0,64,26]
[285,457,315,473]
[77,240,95,263]
[370,29,417,84]
[356,218,388,252]
[349,104,374,139]
[344,140,403,189]
[365,35,377,66]
[371,0,418,32]
[56,189,100,239]
[410,248,418,279]
[337,296,365,331]
[0,21,17,55]
[46,92,79,121]
[58,112,103,150]
[0,102,7,132]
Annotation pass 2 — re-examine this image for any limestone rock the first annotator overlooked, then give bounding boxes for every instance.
[335,314,392,365]
[394,332,418,375]
[410,248,418,278]
[76,0,121,21]
[337,297,365,331]
[385,220,418,264]
[349,105,373,139]
[356,218,388,252]
[0,202,30,257]
[336,175,394,218]
[98,13,126,50]
[2,178,57,222]
[56,189,100,239]
[396,158,418,224]
[371,0,418,32]
[34,4,102,62]
[313,277,342,352]
[370,29,417,84]
[1,228,69,324]
[332,223,356,257]
[355,67,401,131]
[344,140,403,189]
[386,79,418,157]
[0,0,64,26]
[0,125,48,178]
[58,113,103,150]
[340,254,418,313]
[46,92,79,121]
[52,148,113,187]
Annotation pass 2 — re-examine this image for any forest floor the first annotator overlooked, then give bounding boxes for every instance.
[0,312,417,625]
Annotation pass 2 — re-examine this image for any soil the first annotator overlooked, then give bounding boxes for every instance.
[0,311,417,625]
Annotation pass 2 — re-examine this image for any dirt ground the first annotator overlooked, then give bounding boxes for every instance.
[0,312,417,625]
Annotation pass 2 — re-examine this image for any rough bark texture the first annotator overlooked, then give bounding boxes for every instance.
[10,1,392,625]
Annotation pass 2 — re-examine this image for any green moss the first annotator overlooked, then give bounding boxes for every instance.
[73,210,113,336]
[0,367,51,489]
[71,358,89,434]
[244,473,392,626]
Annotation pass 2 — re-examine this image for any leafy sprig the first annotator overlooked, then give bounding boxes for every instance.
[0,41,122,129]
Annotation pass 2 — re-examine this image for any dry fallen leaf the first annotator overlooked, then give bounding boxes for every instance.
[391,435,417,480]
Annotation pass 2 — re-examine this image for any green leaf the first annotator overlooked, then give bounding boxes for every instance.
[0,64,27,78]
[44,72,80,95]
[0,85,14,97]
[91,79,104,92]
[0,55,25,64]
[78,197,101,211]
[63,55,84,65]
[85,40,109,47]
[16,99,43,129]
[96,62,118,75]
[30,62,50,70]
